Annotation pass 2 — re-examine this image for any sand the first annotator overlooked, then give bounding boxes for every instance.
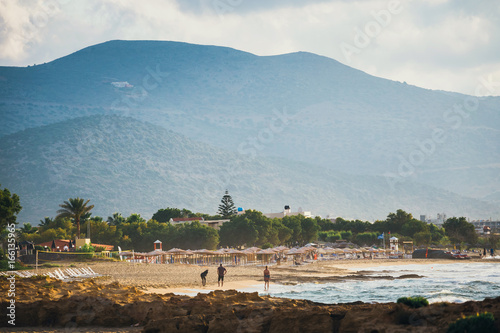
[30,258,473,294]
[6,257,500,332]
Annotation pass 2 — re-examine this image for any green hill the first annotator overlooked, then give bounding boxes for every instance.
[0,115,497,223]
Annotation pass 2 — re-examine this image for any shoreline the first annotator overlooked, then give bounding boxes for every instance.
[3,272,500,332]
[26,257,498,293]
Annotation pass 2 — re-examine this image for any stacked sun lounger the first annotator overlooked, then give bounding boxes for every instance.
[46,267,99,280]
[0,271,36,278]
[1,267,99,281]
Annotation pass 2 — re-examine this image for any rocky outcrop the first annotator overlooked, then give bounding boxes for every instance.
[1,277,499,332]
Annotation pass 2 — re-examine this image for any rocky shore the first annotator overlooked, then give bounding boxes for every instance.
[1,276,499,332]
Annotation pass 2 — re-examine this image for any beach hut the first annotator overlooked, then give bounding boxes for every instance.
[153,240,162,251]
[390,237,399,251]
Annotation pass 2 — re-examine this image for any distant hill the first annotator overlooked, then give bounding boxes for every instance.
[0,40,499,217]
[0,116,497,223]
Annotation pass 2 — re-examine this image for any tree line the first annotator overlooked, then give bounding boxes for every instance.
[1,185,497,252]
[14,208,491,252]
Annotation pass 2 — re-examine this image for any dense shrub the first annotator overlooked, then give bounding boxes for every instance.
[76,244,95,252]
[397,296,429,308]
[447,312,496,333]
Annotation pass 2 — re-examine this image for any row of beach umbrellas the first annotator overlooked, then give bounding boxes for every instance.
[119,245,394,257]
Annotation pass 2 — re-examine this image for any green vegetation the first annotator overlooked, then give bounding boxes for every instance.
[447,312,496,333]
[217,190,237,218]
[396,296,429,308]
[56,198,94,239]
[76,244,95,252]
[10,188,489,254]
[443,217,477,245]
[41,263,61,268]
[0,185,22,233]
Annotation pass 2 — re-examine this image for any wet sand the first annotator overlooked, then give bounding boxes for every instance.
[30,258,477,293]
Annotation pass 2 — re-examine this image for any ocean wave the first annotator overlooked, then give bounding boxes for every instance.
[262,262,500,304]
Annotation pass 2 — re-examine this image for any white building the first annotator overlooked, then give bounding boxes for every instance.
[169,217,229,230]
[264,205,313,219]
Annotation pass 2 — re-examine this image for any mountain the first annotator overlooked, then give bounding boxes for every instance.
[0,40,499,219]
[1,115,497,223]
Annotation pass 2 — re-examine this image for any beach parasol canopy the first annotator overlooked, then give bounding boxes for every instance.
[193,249,215,255]
[257,249,276,255]
[166,248,186,254]
[226,249,244,254]
[286,248,306,255]
[243,247,260,253]
[146,249,165,256]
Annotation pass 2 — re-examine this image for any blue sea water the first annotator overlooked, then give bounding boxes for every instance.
[242,262,500,304]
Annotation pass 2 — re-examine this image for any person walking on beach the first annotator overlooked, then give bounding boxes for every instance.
[264,266,270,291]
[217,264,227,287]
[200,269,208,286]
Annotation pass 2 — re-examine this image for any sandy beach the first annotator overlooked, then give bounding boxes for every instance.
[31,257,481,293]
[4,257,500,332]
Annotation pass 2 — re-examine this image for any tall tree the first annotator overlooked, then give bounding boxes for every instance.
[107,212,126,226]
[56,198,94,239]
[0,185,22,233]
[152,207,193,222]
[217,190,237,218]
[443,217,477,245]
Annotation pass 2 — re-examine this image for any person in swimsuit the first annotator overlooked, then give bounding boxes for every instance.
[200,269,208,286]
[217,264,227,287]
[264,266,270,291]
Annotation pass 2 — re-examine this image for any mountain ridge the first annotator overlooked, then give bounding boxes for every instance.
[0,40,499,212]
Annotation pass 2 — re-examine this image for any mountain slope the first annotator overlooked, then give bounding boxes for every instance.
[0,40,499,203]
[0,115,497,223]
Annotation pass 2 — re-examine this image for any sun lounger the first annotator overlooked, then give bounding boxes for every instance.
[45,272,59,279]
[84,267,98,276]
[64,268,79,277]
[55,269,70,279]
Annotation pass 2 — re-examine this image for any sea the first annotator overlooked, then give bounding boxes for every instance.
[241,260,500,304]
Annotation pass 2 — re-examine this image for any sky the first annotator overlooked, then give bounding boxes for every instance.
[0,0,499,96]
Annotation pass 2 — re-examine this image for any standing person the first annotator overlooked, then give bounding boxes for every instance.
[484,248,487,257]
[200,269,208,286]
[491,248,495,257]
[217,264,227,287]
[264,266,270,291]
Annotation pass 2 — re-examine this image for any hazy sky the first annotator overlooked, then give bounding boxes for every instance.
[1,0,499,96]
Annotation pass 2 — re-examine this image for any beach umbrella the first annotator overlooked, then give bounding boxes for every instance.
[146,249,165,256]
[193,249,215,255]
[166,248,186,254]
[226,249,243,254]
[316,248,327,254]
[256,249,276,254]
[323,247,336,254]
[244,247,260,253]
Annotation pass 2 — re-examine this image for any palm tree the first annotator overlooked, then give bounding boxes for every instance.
[107,212,125,226]
[56,198,94,239]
